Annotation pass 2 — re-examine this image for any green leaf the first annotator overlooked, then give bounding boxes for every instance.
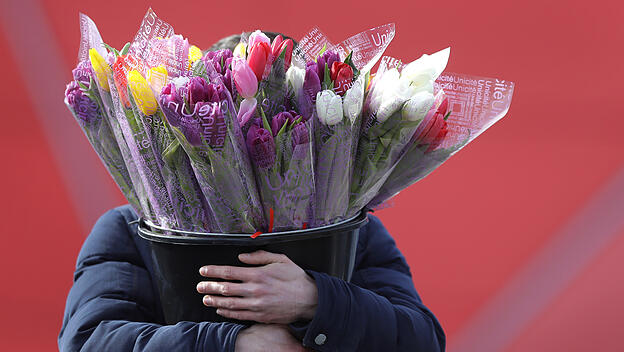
[276,118,289,137]
[316,44,327,61]
[120,42,131,56]
[322,63,333,91]
[344,51,360,81]
[444,110,452,121]
[77,80,88,91]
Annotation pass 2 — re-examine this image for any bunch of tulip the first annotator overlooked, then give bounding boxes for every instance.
[64,11,512,234]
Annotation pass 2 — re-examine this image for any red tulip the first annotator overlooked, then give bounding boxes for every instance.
[330,61,354,96]
[414,99,450,152]
[113,55,144,108]
[270,35,294,70]
[271,35,284,57]
[248,42,271,81]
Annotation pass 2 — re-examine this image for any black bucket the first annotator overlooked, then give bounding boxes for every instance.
[137,211,368,325]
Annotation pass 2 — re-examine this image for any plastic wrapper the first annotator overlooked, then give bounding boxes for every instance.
[104,10,215,230]
[369,69,515,207]
[69,14,144,214]
[161,58,265,233]
[292,25,394,226]
[64,8,516,235]
[348,49,452,215]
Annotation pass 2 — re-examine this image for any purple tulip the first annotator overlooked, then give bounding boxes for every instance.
[316,50,340,82]
[72,60,93,85]
[303,66,321,103]
[160,82,202,145]
[202,49,234,76]
[65,81,100,124]
[291,122,309,147]
[246,124,276,169]
[187,76,212,109]
[270,111,293,136]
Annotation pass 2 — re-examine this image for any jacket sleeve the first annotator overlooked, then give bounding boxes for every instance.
[58,207,245,352]
[288,215,446,352]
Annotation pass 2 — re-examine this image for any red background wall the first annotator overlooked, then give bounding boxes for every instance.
[1,0,623,350]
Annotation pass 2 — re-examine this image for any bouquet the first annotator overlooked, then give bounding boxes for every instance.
[63,8,514,235]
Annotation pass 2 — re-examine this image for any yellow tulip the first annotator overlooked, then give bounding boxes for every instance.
[89,48,111,91]
[146,65,168,94]
[188,45,203,63]
[127,70,158,116]
[233,42,246,58]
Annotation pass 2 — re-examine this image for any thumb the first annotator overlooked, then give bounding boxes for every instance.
[238,250,288,265]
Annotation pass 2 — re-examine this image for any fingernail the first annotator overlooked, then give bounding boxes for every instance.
[196,282,204,292]
[203,296,212,305]
[199,266,206,275]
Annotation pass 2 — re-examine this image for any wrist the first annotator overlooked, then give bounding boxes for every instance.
[298,273,318,321]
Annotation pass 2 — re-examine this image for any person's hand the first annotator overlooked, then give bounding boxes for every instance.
[235,324,308,352]
[197,250,317,324]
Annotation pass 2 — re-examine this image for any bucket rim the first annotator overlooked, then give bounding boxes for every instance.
[137,210,369,245]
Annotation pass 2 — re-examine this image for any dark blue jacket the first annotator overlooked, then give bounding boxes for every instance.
[59,205,445,351]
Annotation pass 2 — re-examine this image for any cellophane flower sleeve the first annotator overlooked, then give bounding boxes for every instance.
[293,25,394,225]
[368,68,515,207]
[116,11,217,231]
[348,49,452,216]
[160,57,265,234]
[66,14,144,215]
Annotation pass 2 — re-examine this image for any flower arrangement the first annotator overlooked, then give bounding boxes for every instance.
[64,9,514,235]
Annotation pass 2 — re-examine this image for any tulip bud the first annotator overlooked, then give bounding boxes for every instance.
[127,70,158,116]
[303,66,321,104]
[401,47,450,89]
[232,57,258,99]
[286,66,305,99]
[233,42,247,58]
[271,35,284,58]
[291,122,309,147]
[316,90,343,126]
[278,39,294,69]
[271,111,293,136]
[89,48,112,91]
[402,91,434,122]
[65,81,100,124]
[246,124,276,169]
[187,76,211,109]
[248,42,271,81]
[330,61,354,96]
[160,82,202,146]
[237,97,257,127]
[146,65,168,94]
[342,76,365,124]
[248,30,271,51]
[188,45,203,63]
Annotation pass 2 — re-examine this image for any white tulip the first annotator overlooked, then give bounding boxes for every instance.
[402,91,434,121]
[375,69,415,122]
[342,75,365,124]
[401,47,450,88]
[368,68,400,115]
[316,90,343,125]
[286,66,305,99]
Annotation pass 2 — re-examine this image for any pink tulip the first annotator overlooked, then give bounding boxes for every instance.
[238,97,257,127]
[232,57,258,99]
[248,30,270,51]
